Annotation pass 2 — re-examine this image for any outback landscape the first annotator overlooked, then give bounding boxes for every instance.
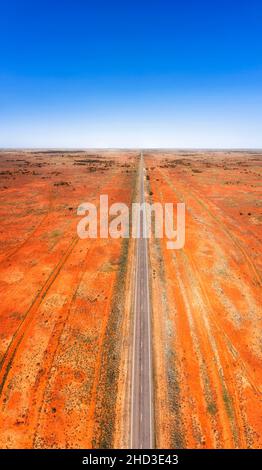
[146,151,262,448]
[0,149,261,449]
[0,150,136,448]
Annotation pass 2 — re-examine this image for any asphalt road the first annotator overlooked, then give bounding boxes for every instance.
[130,153,154,449]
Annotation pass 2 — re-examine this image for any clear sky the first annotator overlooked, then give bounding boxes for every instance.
[0,0,262,148]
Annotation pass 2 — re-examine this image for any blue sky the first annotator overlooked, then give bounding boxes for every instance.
[0,0,262,148]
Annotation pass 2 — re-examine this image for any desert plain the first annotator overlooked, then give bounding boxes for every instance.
[0,149,261,448]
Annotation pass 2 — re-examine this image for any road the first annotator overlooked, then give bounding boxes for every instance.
[130,153,154,449]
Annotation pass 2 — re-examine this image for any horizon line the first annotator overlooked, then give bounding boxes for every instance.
[1,147,262,152]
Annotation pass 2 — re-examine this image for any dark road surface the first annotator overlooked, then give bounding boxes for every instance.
[130,153,154,449]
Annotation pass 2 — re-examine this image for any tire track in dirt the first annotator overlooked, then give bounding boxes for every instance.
[29,167,124,447]
[149,163,256,446]
[187,250,261,397]
[0,152,139,448]
[155,180,237,446]
[161,169,261,394]
[177,249,244,447]
[161,169,261,287]
[32,250,115,447]
[0,186,55,264]
[172,252,233,446]
[0,236,79,396]
[82,274,115,447]
[155,166,260,446]
[0,166,118,398]
[189,189,261,286]
[30,247,91,447]
[148,179,219,446]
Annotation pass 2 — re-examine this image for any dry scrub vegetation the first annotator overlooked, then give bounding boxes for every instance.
[0,150,137,448]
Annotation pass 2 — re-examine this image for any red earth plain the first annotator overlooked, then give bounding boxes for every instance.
[0,150,136,448]
[145,151,262,448]
[0,150,261,448]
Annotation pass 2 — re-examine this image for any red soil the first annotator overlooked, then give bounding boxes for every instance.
[146,151,262,448]
[0,150,136,448]
[1,149,261,449]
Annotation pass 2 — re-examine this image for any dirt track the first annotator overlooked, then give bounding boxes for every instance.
[146,151,262,448]
[0,150,136,448]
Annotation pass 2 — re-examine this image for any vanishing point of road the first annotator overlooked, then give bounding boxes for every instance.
[130,152,154,449]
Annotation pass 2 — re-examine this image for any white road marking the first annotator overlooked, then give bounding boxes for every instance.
[130,152,154,449]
